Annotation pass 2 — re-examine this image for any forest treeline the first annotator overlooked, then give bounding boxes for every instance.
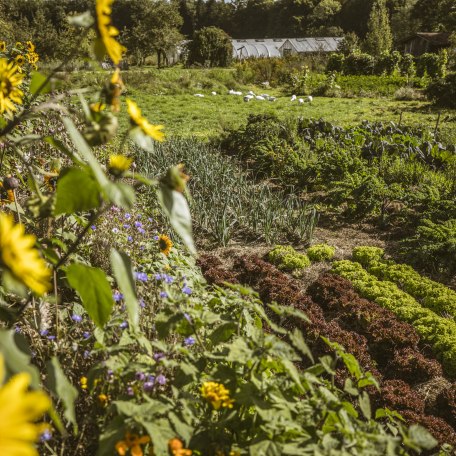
[0,0,454,61]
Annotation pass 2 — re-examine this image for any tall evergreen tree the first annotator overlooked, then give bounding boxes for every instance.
[365,0,393,56]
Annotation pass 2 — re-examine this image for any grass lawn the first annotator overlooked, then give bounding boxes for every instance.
[125,89,456,141]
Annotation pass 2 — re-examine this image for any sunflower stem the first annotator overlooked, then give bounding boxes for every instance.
[13,189,21,224]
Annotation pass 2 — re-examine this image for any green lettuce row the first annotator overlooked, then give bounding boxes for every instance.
[332,260,456,377]
[352,246,456,319]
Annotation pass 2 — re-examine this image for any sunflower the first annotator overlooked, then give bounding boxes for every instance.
[0,42,6,53]
[115,432,150,456]
[14,55,25,67]
[126,99,165,142]
[90,101,106,113]
[25,41,35,52]
[108,154,133,176]
[104,68,124,112]
[0,353,51,456]
[26,52,39,65]
[0,213,51,295]
[158,234,173,256]
[95,0,126,65]
[0,58,24,116]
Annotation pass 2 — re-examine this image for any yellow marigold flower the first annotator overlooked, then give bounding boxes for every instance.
[0,353,52,456]
[0,58,24,115]
[168,438,192,456]
[116,432,150,456]
[95,0,126,65]
[108,154,133,176]
[0,213,51,295]
[158,234,173,256]
[126,99,165,142]
[0,42,6,53]
[90,101,106,112]
[200,382,234,410]
[79,376,88,390]
[26,41,35,52]
[97,393,109,406]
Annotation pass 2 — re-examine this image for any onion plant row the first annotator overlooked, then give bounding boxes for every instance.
[135,138,318,246]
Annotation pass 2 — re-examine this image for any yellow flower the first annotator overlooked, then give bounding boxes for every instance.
[126,99,165,142]
[0,58,24,115]
[97,393,109,406]
[0,353,51,456]
[108,154,133,176]
[200,382,234,410]
[26,52,39,65]
[79,377,88,390]
[158,234,173,256]
[0,42,6,52]
[95,0,126,65]
[103,68,124,112]
[90,101,106,112]
[26,41,35,52]
[116,432,150,456]
[0,213,51,295]
[168,438,192,456]
[14,55,25,66]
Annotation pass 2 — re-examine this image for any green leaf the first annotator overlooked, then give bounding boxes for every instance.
[408,424,438,450]
[130,127,155,153]
[54,167,101,215]
[358,391,371,420]
[46,357,79,433]
[110,249,139,329]
[30,72,51,96]
[0,330,40,388]
[105,181,135,210]
[249,440,281,456]
[157,185,195,255]
[62,117,109,191]
[209,322,237,345]
[68,11,94,28]
[96,416,126,456]
[66,263,113,328]
[141,419,175,455]
[226,338,253,363]
[289,328,314,363]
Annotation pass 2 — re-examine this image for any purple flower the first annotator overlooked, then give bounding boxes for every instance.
[153,352,165,362]
[14,326,21,333]
[107,369,114,377]
[137,227,145,234]
[156,374,167,385]
[148,217,153,222]
[127,236,133,242]
[113,291,123,302]
[112,227,119,234]
[83,331,91,339]
[153,235,159,241]
[40,329,49,336]
[139,299,145,308]
[135,272,148,282]
[154,273,162,281]
[147,374,155,382]
[72,314,82,323]
[127,386,134,396]
[40,429,52,442]
[159,291,168,299]
[135,372,146,381]
[123,224,131,229]
[83,350,91,359]
[91,225,96,230]
[125,213,132,220]
[137,214,142,219]
[47,335,56,340]
[111,206,120,212]
[119,321,128,330]
[164,275,174,284]
[134,221,142,228]
[182,285,192,295]
[143,381,154,392]
[183,313,192,323]
[184,336,196,346]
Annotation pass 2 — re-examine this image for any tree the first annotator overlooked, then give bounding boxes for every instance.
[187,26,232,67]
[365,0,393,56]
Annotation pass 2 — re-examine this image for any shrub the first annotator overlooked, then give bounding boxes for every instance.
[307,244,335,261]
[343,52,375,75]
[326,53,345,73]
[426,73,456,108]
[352,246,385,265]
[393,86,424,101]
[187,26,233,67]
[375,51,402,75]
[400,53,416,78]
[416,52,447,78]
[268,245,311,271]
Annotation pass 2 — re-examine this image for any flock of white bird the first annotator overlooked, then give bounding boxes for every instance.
[193,90,313,104]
